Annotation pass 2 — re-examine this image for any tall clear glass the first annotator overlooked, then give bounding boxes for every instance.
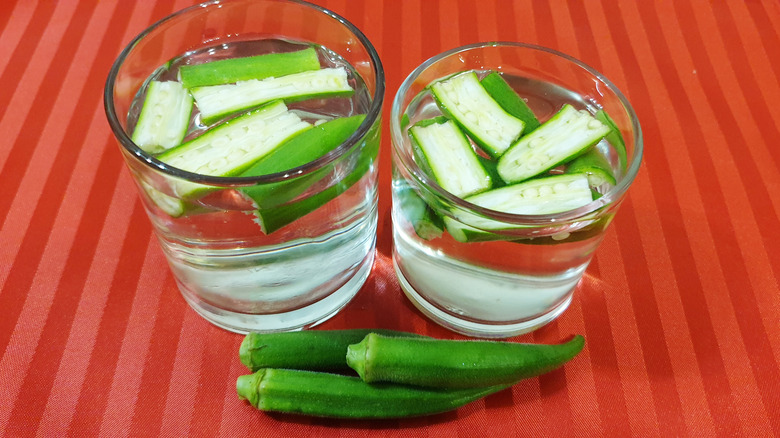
[104,0,384,333]
[391,42,642,338]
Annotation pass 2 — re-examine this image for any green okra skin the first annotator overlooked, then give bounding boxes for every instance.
[480,71,541,133]
[566,148,617,186]
[178,47,321,88]
[252,119,380,234]
[395,184,444,241]
[346,333,585,389]
[239,329,427,373]
[239,114,366,210]
[595,109,628,173]
[236,368,508,419]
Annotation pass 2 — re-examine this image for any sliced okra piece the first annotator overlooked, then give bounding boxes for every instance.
[480,71,541,133]
[191,67,354,123]
[155,100,311,199]
[131,80,193,154]
[497,104,610,183]
[395,184,444,240]
[443,173,593,242]
[239,114,365,210]
[178,47,321,88]
[566,147,617,186]
[595,109,628,173]
[409,117,492,198]
[430,71,525,157]
[251,119,379,234]
[237,368,507,419]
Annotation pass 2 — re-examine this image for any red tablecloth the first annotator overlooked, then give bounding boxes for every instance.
[2,0,779,436]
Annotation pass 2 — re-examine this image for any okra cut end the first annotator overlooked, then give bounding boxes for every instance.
[237,371,264,407]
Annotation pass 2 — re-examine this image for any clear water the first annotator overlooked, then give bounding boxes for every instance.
[128,39,378,333]
[393,73,620,337]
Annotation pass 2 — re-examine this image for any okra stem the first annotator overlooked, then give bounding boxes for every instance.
[237,368,507,419]
[346,333,585,389]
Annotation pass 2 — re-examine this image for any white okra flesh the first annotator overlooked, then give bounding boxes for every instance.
[131,80,193,154]
[444,173,593,241]
[156,101,311,197]
[497,105,611,183]
[191,68,353,122]
[430,71,525,157]
[410,120,490,198]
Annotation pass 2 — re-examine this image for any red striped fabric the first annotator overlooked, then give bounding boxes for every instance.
[1,0,778,436]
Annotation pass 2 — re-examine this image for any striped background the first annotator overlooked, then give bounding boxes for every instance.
[1,0,779,436]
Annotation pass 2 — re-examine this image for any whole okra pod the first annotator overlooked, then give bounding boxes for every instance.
[236,368,508,419]
[346,333,585,388]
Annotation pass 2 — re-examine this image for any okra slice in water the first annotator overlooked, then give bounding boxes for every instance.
[178,47,321,88]
[480,71,541,133]
[131,80,193,154]
[191,67,354,123]
[497,104,611,183]
[409,117,491,198]
[239,114,365,210]
[443,173,593,242]
[236,368,507,419]
[239,329,427,373]
[595,109,628,172]
[155,100,311,199]
[430,71,525,157]
[252,119,379,234]
[396,184,444,240]
[566,147,617,186]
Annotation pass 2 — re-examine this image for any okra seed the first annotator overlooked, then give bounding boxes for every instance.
[523,188,539,198]
[539,186,553,196]
[553,183,567,193]
[587,119,603,130]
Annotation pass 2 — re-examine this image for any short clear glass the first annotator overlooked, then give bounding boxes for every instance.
[104,0,384,333]
[391,42,642,338]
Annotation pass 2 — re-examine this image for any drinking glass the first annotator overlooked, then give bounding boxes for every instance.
[104,0,384,333]
[391,42,641,338]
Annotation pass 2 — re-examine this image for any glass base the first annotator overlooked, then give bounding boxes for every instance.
[394,258,573,338]
[179,250,375,334]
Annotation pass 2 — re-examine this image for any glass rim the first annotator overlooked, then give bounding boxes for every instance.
[390,41,643,225]
[104,0,385,186]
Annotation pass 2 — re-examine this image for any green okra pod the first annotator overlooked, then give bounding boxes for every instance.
[346,333,585,389]
[236,368,507,419]
[239,329,426,373]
